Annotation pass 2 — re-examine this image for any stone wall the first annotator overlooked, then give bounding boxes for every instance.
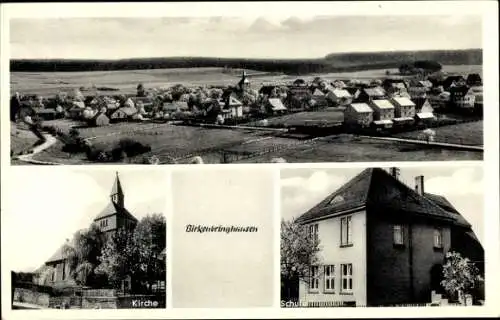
[13,288,50,307]
[82,296,118,309]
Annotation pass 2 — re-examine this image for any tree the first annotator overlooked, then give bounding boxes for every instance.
[63,224,107,287]
[441,251,483,303]
[137,83,146,97]
[209,88,223,100]
[281,218,321,286]
[96,228,137,290]
[132,214,167,292]
[95,214,166,293]
[241,91,257,106]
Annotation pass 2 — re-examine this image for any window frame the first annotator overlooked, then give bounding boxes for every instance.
[340,215,353,247]
[340,263,353,294]
[323,265,335,293]
[393,224,404,247]
[309,223,319,242]
[434,228,443,249]
[309,265,320,293]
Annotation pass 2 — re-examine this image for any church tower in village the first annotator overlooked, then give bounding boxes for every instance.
[238,70,250,91]
[110,171,125,208]
[93,172,138,238]
[44,172,139,286]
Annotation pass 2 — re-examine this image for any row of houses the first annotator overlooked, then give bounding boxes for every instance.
[270,72,483,112]
[343,97,434,129]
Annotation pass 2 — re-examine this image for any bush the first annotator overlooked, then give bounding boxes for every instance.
[117,138,152,157]
[69,128,80,137]
[111,147,127,162]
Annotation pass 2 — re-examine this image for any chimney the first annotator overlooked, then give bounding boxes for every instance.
[390,167,400,180]
[415,175,425,195]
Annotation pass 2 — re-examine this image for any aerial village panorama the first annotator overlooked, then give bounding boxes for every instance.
[10,52,483,165]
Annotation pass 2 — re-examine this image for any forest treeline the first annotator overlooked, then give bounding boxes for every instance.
[11,49,482,74]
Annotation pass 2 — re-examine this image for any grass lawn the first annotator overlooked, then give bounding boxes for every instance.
[235,134,483,163]
[10,123,42,156]
[394,121,483,146]
[256,110,344,127]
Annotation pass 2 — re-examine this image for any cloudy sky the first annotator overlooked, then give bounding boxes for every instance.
[9,15,482,60]
[281,166,484,243]
[4,168,169,272]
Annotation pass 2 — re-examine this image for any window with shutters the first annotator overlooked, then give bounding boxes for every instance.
[340,216,352,246]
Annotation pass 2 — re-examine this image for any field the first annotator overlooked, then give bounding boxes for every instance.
[29,123,278,164]
[394,121,483,146]
[11,67,285,97]
[25,121,483,164]
[11,65,482,97]
[251,110,344,127]
[10,125,41,155]
[235,134,483,163]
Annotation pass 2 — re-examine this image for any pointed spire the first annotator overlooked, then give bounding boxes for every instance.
[110,172,124,208]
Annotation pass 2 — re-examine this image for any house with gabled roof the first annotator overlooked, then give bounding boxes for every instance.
[265,98,287,115]
[368,100,394,128]
[466,74,482,86]
[43,173,138,288]
[449,86,475,111]
[414,98,435,121]
[218,96,244,119]
[295,168,484,307]
[344,103,373,128]
[356,87,386,103]
[390,97,416,125]
[443,76,466,90]
[382,79,408,97]
[310,88,328,107]
[110,106,138,121]
[326,89,353,107]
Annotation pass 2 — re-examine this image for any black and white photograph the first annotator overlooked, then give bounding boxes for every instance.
[280,166,484,307]
[6,169,168,309]
[9,14,483,165]
[171,168,275,308]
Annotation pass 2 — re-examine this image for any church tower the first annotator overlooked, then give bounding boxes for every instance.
[238,70,250,91]
[110,172,125,208]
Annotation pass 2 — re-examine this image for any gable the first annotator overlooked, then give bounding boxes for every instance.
[297,168,373,223]
[297,168,459,225]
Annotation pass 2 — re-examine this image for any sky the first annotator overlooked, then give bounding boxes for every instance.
[4,168,169,272]
[280,166,484,244]
[9,15,482,60]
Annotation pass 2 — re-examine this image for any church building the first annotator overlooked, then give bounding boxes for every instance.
[42,172,138,287]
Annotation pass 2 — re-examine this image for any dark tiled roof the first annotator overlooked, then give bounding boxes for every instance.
[45,243,71,264]
[424,193,472,227]
[345,87,360,95]
[110,174,123,196]
[413,98,430,110]
[297,168,374,223]
[363,87,386,97]
[93,202,138,222]
[297,168,460,224]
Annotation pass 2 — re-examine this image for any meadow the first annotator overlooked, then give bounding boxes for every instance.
[251,110,345,127]
[11,65,482,97]
[394,121,484,146]
[236,134,483,163]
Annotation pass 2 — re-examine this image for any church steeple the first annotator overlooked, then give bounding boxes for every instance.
[238,70,250,90]
[110,172,124,208]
